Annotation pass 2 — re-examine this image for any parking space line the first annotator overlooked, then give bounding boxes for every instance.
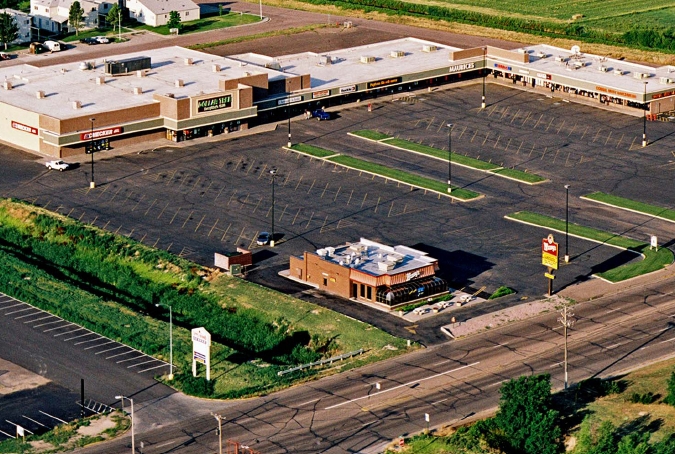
[85,340,115,350]
[21,416,47,428]
[14,307,45,323]
[64,332,96,341]
[43,323,75,332]
[6,307,36,316]
[33,319,64,328]
[106,350,135,359]
[116,355,146,364]
[39,411,67,424]
[21,314,53,322]
[181,210,194,228]
[138,363,169,373]
[95,345,125,355]
[53,327,86,337]
[127,359,159,368]
[74,337,104,346]
[169,207,182,224]
[144,198,157,216]
[0,303,25,311]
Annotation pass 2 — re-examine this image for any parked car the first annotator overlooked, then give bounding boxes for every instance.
[312,109,330,121]
[412,307,429,315]
[79,37,99,45]
[45,160,70,171]
[435,301,451,310]
[0,52,11,60]
[256,232,271,246]
[43,40,61,52]
[93,36,110,44]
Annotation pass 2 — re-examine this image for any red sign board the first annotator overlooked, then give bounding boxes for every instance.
[80,127,123,141]
[11,121,38,135]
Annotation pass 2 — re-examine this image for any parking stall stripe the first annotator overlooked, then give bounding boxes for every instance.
[53,328,86,337]
[39,411,67,424]
[0,430,13,438]
[144,198,157,216]
[95,345,126,355]
[64,332,96,341]
[181,210,194,228]
[0,303,25,311]
[6,308,36,316]
[116,355,146,364]
[138,364,169,373]
[43,323,75,332]
[127,359,159,368]
[21,416,47,428]
[33,319,64,328]
[74,337,104,346]
[22,314,53,323]
[194,214,206,232]
[85,340,114,350]
[106,350,135,359]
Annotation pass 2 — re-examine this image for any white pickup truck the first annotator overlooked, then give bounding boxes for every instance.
[45,160,70,171]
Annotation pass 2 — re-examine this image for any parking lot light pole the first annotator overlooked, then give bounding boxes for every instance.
[447,123,453,193]
[212,413,224,454]
[564,184,570,263]
[642,81,648,147]
[482,47,486,109]
[115,395,134,454]
[155,302,173,380]
[270,169,277,247]
[89,118,95,188]
[287,95,292,148]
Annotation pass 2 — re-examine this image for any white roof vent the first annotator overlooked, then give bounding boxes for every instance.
[184,57,193,66]
[598,65,608,72]
[660,77,674,84]
[133,86,143,94]
[212,64,221,72]
[36,90,45,99]
[96,76,106,85]
[555,56,567,62]
[571,45,581,54]
[537,51,547,58]
[3,80,12,90]
[390,50,405,58]
[175,79,184,87]
[72,100,81,109]
[316,248,327,257]
[137,70,146,77]
[422,44,437,52]
[360,55,375,64]
[265,60,282,69]
[325,247,335,257]
[614,68,624,75]
[633,72,650,79]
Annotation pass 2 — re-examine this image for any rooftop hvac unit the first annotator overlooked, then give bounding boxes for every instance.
[633,72,649,79]
[360,55,375,64]
[36,90,45,99]
[573,61,584,68]
[265,61,282,69]
[555,56,567,62]
[165,93,174,98]
[133,87,143,94]
[660,77,674,84]
[537,52,548,58]
[136,70,146,77]
[212,64,221,72]
[517,48,527,54]
[325,247,335,257]
[316,248,327,257]
[377,261,395,271]
[422,44,437,52]
[390,50,405,58]
[2,81,12,90]
[72,100,81,109]
[598,65,608,72]
[614,69,624,75]
[184,58,193,66]
[175,79,184,87]
[105,56,151,76]
[96,76,106,85]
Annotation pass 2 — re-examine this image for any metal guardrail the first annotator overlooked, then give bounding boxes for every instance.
[277,349,365,376]
[76,399,115,415]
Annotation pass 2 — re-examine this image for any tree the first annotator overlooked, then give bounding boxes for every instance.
[167,11,181,30]
[0,12,18,50]
[68,1,85,36]
[664,370,675,407]
[106,4,121,34]
[494,374,561,454]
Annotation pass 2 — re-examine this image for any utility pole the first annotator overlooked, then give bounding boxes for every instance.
[212,413,224,454]
[557,304,575,389]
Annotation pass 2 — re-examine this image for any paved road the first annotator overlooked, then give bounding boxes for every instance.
[73,277,675,453]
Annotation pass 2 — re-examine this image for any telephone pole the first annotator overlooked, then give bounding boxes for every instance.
[558,304,575,389]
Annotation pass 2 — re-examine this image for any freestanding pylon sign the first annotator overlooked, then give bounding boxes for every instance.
[191,327,211,381]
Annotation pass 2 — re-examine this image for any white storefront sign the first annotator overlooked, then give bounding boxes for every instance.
[191,327,211,381]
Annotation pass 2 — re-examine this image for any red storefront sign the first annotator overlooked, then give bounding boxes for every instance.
[80,127,123,141]
[11,121,38,135]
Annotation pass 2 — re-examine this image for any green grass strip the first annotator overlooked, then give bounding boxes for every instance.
[132,12,260,35]
[328,155,481,201]
[290,143,336,158]
[489,168,547,184]
[188,24,328,50]
[350,130,391,141]
[506,211,673,282]
[583,192,675,223]
[383,138,501,171]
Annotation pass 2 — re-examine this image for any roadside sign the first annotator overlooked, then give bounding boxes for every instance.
[542,234,559,270]
[544,273,555,279]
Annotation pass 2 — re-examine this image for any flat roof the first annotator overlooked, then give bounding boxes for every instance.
[0,46,286,120]
[520,44,673,97]
[314,238,437,277]
[231,37,461,90]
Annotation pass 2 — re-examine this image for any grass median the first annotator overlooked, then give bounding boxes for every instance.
[288,143,481,200]
[505,211,673,282]
[583,192,675,223]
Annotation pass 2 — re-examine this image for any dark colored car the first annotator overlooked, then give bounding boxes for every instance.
[312,109,330,121]
[79,37,99,45]
[256,232,271,246]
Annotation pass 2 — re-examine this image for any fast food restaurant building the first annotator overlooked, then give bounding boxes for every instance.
[288,238,448,308]
[2,37,674,158]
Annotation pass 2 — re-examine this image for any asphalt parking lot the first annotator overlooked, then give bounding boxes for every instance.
[1,83,675,345]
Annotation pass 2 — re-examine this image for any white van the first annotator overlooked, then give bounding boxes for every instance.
[43,41,61,52]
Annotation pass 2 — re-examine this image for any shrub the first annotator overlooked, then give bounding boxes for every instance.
[489,286,515,300]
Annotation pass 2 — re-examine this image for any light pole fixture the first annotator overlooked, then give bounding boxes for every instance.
[270,169,277,247]
[642,81,648,147]
[557,304,575,389]
[89,118,95,188]
[259,0,262,19]
[564,184,570,263]
[482,47,486,109]
[212,413,224,454]
[115,395,134,454]
[155,302,173,380]
[287,95,292,148]
[447,123,453,193]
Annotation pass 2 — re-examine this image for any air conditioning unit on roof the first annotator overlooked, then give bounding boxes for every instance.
[360,55,375,64]
[422,45,437,52]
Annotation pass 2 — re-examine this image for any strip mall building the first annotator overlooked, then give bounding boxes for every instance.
[1,37,674,157]
[288,238,448,308]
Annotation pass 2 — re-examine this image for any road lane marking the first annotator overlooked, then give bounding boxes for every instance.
[5,420,33,434]
[105,350,134,359]
[431,398,448,405]
[490,342,510,349]
[550,362,562,368]
[433,360,452,366]
[298,398,320,407]
[659,337,675,344]
[486,379,508,388]
[325,362,480,410]
[64,332,96,341]
[0,430,13,438]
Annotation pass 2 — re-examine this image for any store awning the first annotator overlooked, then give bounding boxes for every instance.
[376,276,447,307]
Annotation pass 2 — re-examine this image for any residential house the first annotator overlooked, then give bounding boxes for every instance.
[30,0,114,34]
[0,8,32,45]
[125,0,199,27]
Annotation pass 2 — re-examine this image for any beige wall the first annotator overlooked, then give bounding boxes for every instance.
[0,102,41,152]
[487,46,529,63]
[449,48,485,61]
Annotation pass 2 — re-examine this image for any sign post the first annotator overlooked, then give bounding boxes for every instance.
[542,234,559,296]
[191,327,211,381]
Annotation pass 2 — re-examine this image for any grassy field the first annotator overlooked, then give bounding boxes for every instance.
[583,192,675,223]
[505,211,673,282]
[133,12,260,35]
[0,199,410,398]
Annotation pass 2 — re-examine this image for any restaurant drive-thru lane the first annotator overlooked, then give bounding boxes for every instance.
[73,277,675,454]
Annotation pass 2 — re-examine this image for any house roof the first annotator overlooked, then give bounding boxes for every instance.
[135,0,199,15]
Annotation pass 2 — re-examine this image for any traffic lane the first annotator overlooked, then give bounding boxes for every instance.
[0,297,174,407]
